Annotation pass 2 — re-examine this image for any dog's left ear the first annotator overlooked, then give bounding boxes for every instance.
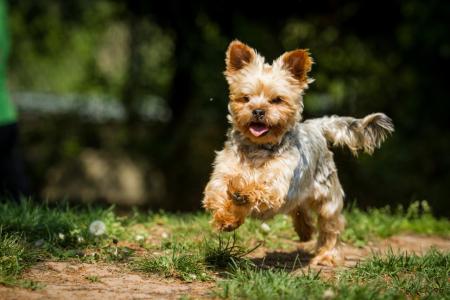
[225,40,256,73]
[280,49,313,83]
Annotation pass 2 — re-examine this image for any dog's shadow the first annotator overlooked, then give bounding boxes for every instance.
[250,248,314,271]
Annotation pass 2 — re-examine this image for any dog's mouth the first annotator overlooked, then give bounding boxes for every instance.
[248,122,270,137]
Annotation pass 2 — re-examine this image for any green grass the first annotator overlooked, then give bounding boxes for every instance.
[0,198,448,298]
[342,248,449,298]
[343,201,449,246]
[203,233,260,269]
[133,234,262,281]
[216,249,450,299]
[0,200,130,287]
[0,200,126,249]
[133,241,209,281]
[133,252,208,281]
[0,231,41,288]
[216,267,327,299]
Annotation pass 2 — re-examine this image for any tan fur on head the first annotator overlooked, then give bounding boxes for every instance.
[225,40,313,145]
[203,41,394,266]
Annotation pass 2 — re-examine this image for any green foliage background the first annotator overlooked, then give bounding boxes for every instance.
[5,0,450,214]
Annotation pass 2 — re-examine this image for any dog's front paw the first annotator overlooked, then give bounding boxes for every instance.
[218,222,240,232]
[212,210,244,232]
[231,192,249,206]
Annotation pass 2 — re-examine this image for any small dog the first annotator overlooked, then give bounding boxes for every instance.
[203,40,394,266]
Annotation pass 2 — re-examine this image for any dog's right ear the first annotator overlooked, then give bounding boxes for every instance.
[280,49,313,84]
[225,40,256,73]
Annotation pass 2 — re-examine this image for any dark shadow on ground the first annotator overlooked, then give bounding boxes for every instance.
[251,249,313,271]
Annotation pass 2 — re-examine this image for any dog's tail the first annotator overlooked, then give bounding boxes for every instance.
[313,113,394,155]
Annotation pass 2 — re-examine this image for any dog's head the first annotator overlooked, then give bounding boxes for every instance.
[224,40,313,144]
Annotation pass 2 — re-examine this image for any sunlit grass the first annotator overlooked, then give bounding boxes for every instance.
[132,241,209,281]
[342,248,450,297]
[343,201,449,246]
[216,267,327,300]
[0,200,124,250]
[216,249,450,299]
[203,233,260,270]
[0,231,42,288]
[0,198,448,296]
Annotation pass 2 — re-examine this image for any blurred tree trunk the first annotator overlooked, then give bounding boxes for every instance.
[121,15,144,146]
[162,26,200,210]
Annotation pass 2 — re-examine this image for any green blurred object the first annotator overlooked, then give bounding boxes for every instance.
[0,0,16,126]
[2,1,449,214]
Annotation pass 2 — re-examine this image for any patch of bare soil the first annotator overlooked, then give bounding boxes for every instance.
[251,234,450,277]
[0,234,448,300]
[0,263,213,300]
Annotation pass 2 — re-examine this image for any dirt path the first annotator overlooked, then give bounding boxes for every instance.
[250,234,450,277]
[0,263,213,300]
[1,234,449,300]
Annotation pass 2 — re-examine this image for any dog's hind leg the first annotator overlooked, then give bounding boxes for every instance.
[291,203,315,242]
[310,173,346,266]
[291,204,316,252]
[312,212,345,266]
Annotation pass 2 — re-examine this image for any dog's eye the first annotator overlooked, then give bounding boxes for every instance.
[242,96,250,102]
[270,97,283,104]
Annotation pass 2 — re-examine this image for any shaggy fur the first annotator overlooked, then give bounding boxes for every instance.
[203,40,394,266]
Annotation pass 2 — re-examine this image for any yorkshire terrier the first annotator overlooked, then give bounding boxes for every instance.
[203,40,394,266]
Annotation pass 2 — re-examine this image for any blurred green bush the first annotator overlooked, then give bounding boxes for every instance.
[5,0,450,214]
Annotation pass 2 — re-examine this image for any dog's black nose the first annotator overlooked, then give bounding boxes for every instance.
[252,109,265,119]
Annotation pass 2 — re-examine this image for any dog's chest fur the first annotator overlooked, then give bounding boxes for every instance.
[227,121,332,218]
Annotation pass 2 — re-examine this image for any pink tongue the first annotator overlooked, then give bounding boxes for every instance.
[249,124,269,137]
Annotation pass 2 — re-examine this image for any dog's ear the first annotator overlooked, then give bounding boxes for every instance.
[225,40,256,72]
[280,49,313,83]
